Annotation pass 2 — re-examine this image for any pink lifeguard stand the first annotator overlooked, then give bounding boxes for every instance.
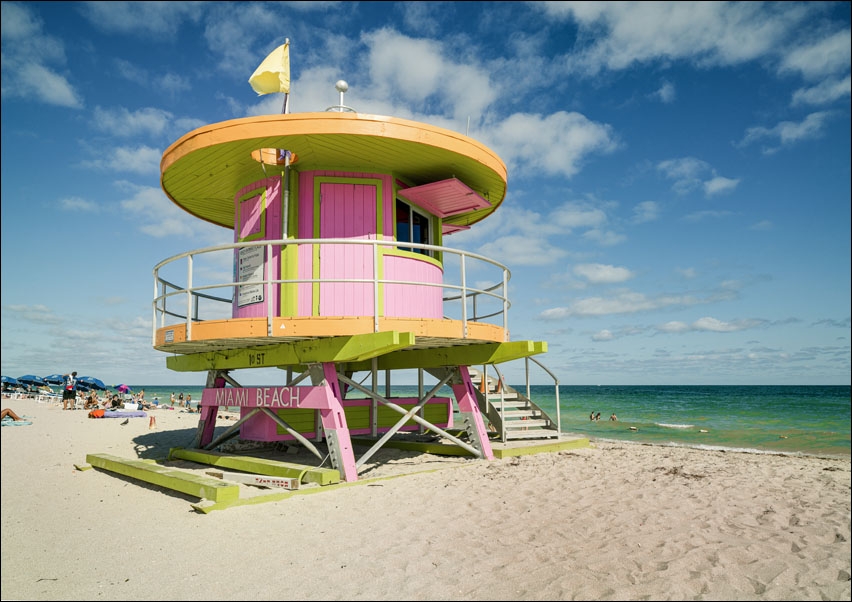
[154,82,559,482]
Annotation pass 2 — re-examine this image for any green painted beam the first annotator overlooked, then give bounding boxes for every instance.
[169,448,340,486]
[166,331,416,372]
[491,437,590,458]
[342,340,548,372]
[350,437,475,456]
[86,453,240,502]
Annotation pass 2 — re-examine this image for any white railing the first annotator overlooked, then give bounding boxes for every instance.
[152,238,512,345]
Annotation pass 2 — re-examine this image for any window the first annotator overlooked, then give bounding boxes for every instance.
[396,199,432,256]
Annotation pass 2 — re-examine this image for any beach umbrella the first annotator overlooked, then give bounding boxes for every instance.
[17,375,46,387]
[1,376,20,386]
[43,373,66,385]
[115,384,132,394]
[77,376,106,390]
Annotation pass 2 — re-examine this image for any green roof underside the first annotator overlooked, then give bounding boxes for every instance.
[161,132,506,231]
[164,332,546,373]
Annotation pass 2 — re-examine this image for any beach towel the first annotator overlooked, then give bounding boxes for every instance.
[1,417,32,426]
[103,411,147,419]
[88,409,105,419]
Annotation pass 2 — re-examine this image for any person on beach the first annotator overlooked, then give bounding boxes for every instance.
[590,412,595,421]
[62,372,78,411]
[610,413,618,421]
[178,392,184,407]
[84,391,99,410]
[170,392,176,406]
[1,408,24,421]
[186,394,192,411]
[595,412,601,421]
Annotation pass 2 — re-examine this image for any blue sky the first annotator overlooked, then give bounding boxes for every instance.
[1,1,849,387]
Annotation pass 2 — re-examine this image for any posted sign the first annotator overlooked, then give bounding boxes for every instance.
[237,245,264,307]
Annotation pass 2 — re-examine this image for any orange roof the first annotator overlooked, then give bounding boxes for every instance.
[161,111,507,230]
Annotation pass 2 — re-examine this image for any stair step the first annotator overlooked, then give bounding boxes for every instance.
[504,430,561,440]
[504,419,551,429]
[486,393,521,401]
[495,410,540,419]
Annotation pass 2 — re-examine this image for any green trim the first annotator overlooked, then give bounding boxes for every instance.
[382,246,443,270]
[86,453,239,502]
[342,340,547,372]
[165,331,417,371]
[169,448,340,485]
[236,187,267,242]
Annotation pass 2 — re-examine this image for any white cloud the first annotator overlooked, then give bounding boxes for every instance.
[539,1,797,75]
[651,81,676,103]
[658,157,738,197]
[739,111,831,153]
[779,29,852,80]
[79,145,162,175]
[703,176,740,196]
[791,75,851,106]
[0,3,82,108]
[363,29,496,122]
[59,196,99,213]
[477,235,568,266]
[488,112,619,178]
[574,263,634,284]
[92,106,173,138]
[632,201,660,224]
[749,220,773,231]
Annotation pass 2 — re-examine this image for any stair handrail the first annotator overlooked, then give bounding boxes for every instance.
[524,356,560,434]
[492,364,508,443]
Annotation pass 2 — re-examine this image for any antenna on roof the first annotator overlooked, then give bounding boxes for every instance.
[326,80,356,113]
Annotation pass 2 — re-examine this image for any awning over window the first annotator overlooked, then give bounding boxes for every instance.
[442,223,470,235]
[398,178,490,218]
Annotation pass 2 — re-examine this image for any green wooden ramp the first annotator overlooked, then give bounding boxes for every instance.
[168,448,340,486]
[87,453,239,502]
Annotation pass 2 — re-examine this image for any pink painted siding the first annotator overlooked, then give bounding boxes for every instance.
[319,182,376,316]
[232,177,282,319]
[383,254,444,318]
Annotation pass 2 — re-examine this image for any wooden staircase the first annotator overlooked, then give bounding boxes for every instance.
[469,368,560,442]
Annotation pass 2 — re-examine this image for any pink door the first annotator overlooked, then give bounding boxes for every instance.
[319,183,377,316]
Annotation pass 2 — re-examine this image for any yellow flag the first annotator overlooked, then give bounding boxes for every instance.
[248,43,290,95]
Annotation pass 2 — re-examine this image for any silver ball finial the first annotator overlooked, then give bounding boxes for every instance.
[335,80,349,93]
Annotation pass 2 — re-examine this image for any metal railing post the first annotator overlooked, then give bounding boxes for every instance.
[186,254,193,341]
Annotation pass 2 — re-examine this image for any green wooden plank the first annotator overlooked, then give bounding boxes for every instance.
[343,340,547,372]
[86,453,239,502]
[491,438,591,459]
[350,437,475,457]
[168,448,340,486]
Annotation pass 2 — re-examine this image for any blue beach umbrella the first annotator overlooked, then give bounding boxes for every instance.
[77,376,107,391]
[43,373,66,385]
[17,375,46,387]
[1,376,20,386]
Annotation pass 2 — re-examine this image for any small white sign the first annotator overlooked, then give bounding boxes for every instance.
[237,245,265,307]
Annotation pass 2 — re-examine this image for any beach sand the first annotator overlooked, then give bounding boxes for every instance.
[2,396,849,601]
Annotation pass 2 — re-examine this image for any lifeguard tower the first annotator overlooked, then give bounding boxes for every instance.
[152,74,564,483]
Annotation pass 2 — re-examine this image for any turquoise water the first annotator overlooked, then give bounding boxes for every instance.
[133,384,850,458]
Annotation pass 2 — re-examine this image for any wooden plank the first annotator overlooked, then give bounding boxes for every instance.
[169,448,340,486]
[350,437,475,457]
[206,470,300,490]
[86,453,239,502]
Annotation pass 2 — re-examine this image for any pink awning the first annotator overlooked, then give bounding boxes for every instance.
[398,178,490,218]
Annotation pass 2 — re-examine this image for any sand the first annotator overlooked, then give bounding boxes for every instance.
[1,396,850,601]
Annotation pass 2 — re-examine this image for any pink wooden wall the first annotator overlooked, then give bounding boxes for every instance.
[232,170,445,321]
[383,254,443,318]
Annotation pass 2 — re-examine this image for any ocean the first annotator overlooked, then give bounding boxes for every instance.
[132,383,850,458]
